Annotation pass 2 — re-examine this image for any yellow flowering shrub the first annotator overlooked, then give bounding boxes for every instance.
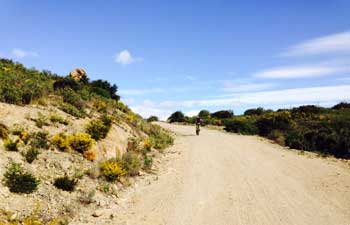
[69,133,95,153]
[52,133,71,152]
[100,160,126,181]
[143,138,153,152]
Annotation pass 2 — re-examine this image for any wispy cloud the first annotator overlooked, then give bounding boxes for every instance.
[11,48,38,58]
[129,100,172,120]
[157,85,350,109]
[185,75,196,81]
[119,88,164,96]
[113,49,142,65]
[222,80,276,92]
[254,63,350,79]
[281,31,350,57]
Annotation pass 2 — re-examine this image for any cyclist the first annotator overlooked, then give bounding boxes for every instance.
[195,117,202,135]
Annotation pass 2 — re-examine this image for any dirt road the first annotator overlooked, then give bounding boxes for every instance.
[106,123,350,225]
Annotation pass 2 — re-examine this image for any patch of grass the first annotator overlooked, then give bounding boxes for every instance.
[3,162,40,193]
[49,114,69,125]
[29,131,49,149]
[53,175,78,192]
[59,103,85,118]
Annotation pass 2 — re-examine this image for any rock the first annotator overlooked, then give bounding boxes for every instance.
[70,68,87,81]
[92,210,104,217]
[98,200,106,207]
[10,213,17,221]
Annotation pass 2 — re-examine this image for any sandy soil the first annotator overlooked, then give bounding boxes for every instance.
[81,123,350,225]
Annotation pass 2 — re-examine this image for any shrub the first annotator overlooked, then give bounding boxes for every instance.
[211,110,234,119]
[285,132,305,150]
[100,159,126,182]
[267,130,285,145]
[83,149,96,161]
[143,155,153,170]
[122,152,141,176]
[59,103,85,118]
[143,138,153,152]
[54,175,78,192]
[53,76,80,91]
[224,119,258,135]
[33,113,49,128]
[90,79,120,101]
[147,116,159,122]
[127,137,140,152]
[0,123,8,139]
[198,110,210,119]
[25,148,40,163]
[19,130,30,144]
[168,111,185,123]
[4,139,19,151]
[52,133,70,152]
[86,115,112,141]
[29,131,49,149]
[49,114,69,125]
[332,102,350,110]
[3,162,40,193]
[244,107,265,116]
[69,133,95,153]
[256,111,293,136]
[60,88,85,110]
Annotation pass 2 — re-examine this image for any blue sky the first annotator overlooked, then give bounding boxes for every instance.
[1,1,350,119]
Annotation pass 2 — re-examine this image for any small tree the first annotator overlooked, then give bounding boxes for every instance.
[168,111,185,123]
[198,110,210,119]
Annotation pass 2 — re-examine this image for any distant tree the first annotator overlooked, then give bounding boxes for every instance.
[244,107,264,116]
[332,102,350,110]
[168,111,185,123]
[211,110,234,119]
[90,79,120,101]
[291,105,324,114]
[147,116,159,122]
[198,110,210,118]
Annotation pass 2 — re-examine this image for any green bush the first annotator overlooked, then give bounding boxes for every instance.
[256,111,293,136]
[29,131,49,149]
[59,102,86,118]
[86,115,112,141]
[33,113,49,128]
[224,119,258,135]
[25,148,40,163]
[143,155,153,170]
[211,110,234,119]
[69,133,95,153]
[147,116,159,122]
[53,76,80,91]
[267,130,285,145]
[0,123,9,139]
[54,175,78,192]
[49,114,69,125]
[4,139,19,151]
[60,88,85,110]
[3,162,40,193]
[285,131,305,150]
[168,111,185,123]
[122,152,141,176]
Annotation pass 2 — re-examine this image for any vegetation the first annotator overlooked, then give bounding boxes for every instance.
[69,133,95,153]
[122,152,141,176]
[29,131,49,149]
[49,114,69,125]
[100,159,127,182]
[0,123,9,139]
[184,104,350,159]
[3,162,40,193]
[86,115,112,140]
[54,175,78,192]
[168,111,185,123]
[4,139,19,151]
[147,116,159,122]
[25,148,40,163]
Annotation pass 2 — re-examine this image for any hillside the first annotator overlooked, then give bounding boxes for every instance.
[0,59,173,224]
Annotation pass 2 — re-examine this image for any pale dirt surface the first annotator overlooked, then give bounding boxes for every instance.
[95,123,350,225]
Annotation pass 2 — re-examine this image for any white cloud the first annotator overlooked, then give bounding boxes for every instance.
[282,31,350,56]
[119,88,164,96]
[222,81,276,92]
[11,48,38,58]
[254,64,350,79]
[113,50,141,65]
[157,85,350,109]
[185,110,200,117]
[129,100,172,120]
